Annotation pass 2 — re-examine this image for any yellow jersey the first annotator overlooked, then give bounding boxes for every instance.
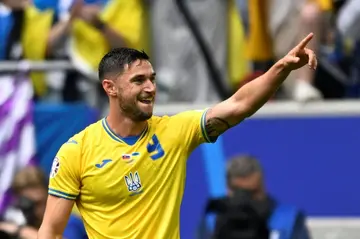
[48,109,212,239]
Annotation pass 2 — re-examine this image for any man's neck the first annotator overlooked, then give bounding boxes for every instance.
[106,111,147,138]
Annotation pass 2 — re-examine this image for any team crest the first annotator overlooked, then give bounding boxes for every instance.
[50,157,60,178]
[124,172,142,195]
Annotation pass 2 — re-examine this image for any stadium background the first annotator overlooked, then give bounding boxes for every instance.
[1,0,360,238]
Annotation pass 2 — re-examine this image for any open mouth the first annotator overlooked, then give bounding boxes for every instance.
[138,99,152,105]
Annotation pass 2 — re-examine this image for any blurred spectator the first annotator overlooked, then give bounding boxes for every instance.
[0,166,87,239]
[32,0,149,114]
[234,0,332,101]
[69,0,149,112]
[336,0,360,97]
[151,0,226,102]
[151,0,250,102]
[204,155,310,239]
[0,0,51,98]
[0,0,77,100]
[268,0,333,101]
[68,0,149,79]
[337,0,360,40]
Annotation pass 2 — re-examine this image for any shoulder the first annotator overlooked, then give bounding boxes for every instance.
[59,120,103,154]
[160,109,207,123]
[148,115,171,128]
[150,115,170,122]
[71,120,103,142]
[149,110,205,130]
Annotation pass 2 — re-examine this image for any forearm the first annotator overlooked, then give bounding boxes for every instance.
[205,59,291,133]
[205,32,315,137]
[93,19,126,48]
[37,226,62,239]
[46,20,72,56]
[102,26,127,48]
[231,59,291,116]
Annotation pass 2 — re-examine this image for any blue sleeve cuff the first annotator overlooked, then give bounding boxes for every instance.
[200,109,217,143]
[48,188,77,200]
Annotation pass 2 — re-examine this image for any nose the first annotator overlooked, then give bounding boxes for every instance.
[144,79,156,94]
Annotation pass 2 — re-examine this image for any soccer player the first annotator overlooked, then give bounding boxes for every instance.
[38,33,317,239]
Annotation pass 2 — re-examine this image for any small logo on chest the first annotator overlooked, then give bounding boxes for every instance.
[124,171,143,196]
[122,152,140,164]
[95,159,112,168]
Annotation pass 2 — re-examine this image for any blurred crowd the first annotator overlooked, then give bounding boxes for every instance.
[1,1,360,238]
[0,166,87,239]
[1,0,360,106]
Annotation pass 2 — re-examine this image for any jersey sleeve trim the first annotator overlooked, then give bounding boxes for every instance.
[200,109,213,143]
[48,188,77,200]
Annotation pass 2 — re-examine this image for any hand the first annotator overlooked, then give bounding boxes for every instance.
[282,33,318,71]
[77,4,102,25]
[0,222,18,235]
[3,0,29,9]
[69,0,83,21]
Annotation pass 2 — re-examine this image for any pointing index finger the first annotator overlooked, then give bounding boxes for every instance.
[297,33,314,49]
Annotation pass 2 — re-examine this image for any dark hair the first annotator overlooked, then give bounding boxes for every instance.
[98,48,150,81]
[226,155,262,186]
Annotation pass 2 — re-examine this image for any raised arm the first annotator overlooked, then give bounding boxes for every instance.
[205,33,317,140]
[38,195,75,239]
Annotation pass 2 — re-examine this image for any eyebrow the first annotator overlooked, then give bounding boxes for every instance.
[132,72,156,79]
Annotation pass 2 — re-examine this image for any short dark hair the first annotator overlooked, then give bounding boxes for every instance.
[98,48,150,81]
[226,154,262,185]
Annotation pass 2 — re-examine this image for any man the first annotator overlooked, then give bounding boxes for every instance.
[205,155,273,239]
[210,155,309,239]
[38,33,317,239]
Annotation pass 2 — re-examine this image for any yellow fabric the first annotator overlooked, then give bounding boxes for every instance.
[49,110,212,238]
[72,0,150,72]
[22,5,53,96]
[247,0,273,61]
[311,0,332,11]
[227,0,249,87]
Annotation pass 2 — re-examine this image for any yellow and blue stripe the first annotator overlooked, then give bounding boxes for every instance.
[201,109,219,143]
[48,188,78,200]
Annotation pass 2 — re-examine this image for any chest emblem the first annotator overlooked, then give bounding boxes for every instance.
[124,171,143,195]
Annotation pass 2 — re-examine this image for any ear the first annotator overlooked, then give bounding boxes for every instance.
[102,79,117,97]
